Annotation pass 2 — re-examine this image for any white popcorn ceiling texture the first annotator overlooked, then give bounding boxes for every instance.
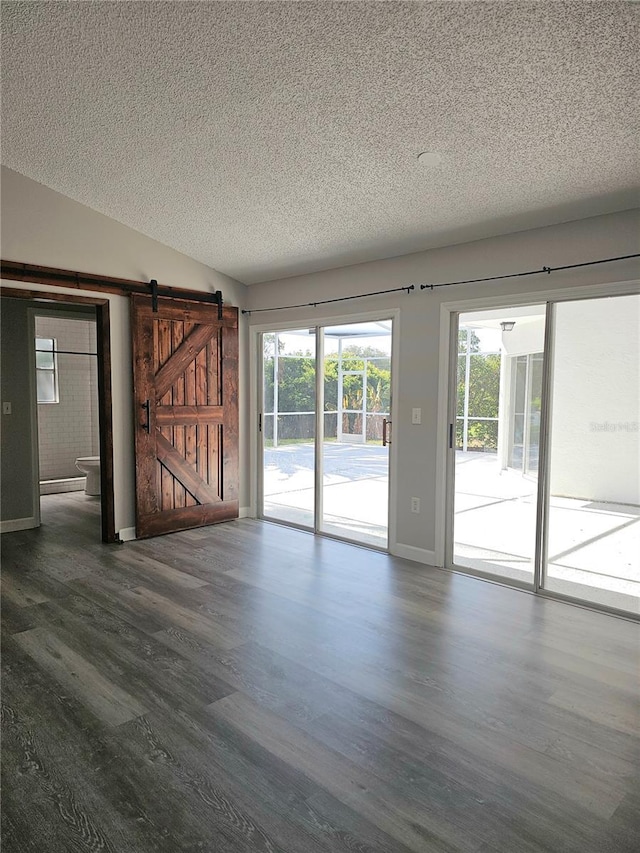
[2,1,638,284]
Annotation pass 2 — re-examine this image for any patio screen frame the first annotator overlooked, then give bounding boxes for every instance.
[438,281,639,621]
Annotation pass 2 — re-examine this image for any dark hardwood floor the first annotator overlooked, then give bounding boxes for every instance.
[2,492,639,852]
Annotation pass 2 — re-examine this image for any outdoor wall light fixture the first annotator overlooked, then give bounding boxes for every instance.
[500,321,516,332]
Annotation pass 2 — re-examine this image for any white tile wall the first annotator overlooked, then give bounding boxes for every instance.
[36,316,100,480]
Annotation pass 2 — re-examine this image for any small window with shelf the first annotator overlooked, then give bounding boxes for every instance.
[36,337,59,403]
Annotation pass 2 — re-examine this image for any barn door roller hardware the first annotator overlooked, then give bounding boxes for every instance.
[150,279,159,312]
[149,278,158,314]
[147,278,223,319]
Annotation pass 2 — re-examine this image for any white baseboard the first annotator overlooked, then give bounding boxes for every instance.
[118,526,136,542]
[0,516,38,534]
[238,506,253,519]
[390,542,436,567]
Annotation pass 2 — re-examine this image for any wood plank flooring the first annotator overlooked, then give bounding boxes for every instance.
[2,492,639,852]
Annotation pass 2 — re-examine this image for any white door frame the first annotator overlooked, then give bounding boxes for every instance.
[435,278,640,575]
[249,308,400,552]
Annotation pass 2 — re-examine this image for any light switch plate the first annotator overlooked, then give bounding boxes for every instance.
[2,402,12,415]
[412,407,421,424]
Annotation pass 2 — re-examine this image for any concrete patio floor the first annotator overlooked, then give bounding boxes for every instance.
[263,443,639,613]
[263,442,388,547]
[454,451,639,613]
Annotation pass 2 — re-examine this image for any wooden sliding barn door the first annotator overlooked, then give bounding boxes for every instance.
[131,295,239,538]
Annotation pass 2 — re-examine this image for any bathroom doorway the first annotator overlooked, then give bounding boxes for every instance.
[34,306,102,535]
[1,286,116,542]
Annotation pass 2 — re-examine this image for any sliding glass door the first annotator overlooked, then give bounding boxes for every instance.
[260,319,393,549]
[451,306,546,585]
[542,294,640,614]
[320,322,392,546]
[262,329,316,528]
[449,293,639,617]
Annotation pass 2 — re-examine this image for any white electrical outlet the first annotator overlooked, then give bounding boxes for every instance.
[412,407,421,424]
[411,497,420,514]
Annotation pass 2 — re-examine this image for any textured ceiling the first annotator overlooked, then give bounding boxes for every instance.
[1,1,638,284]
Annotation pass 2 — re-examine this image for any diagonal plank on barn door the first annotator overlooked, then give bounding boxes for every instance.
[131,294,239,539]
[155,324,216,400]
[156,433,220,506]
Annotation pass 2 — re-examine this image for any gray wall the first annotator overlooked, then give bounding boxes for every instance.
[1,298,37,523]
[247,209,640,562]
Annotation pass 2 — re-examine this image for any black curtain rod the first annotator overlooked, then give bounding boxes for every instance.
[417,253,640,290]
[241,253,640,315]
[242,284,415,315]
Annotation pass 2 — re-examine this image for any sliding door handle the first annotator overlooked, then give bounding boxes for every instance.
[383,418,392,447]
[141,399,150,433]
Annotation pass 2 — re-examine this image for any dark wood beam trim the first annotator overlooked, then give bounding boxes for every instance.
[1,260,225,310]
[95,301,116,544]
[0,286,110,305]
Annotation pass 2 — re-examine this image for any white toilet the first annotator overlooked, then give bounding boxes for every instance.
[75,456,101,496]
